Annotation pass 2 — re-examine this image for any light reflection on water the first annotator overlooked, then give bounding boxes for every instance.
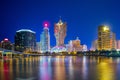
[0,56,120,80]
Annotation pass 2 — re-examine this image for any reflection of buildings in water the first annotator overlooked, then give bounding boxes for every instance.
[3,61,10,80]
[9,59,13,80]
[39,56,52,80]
[54,56,66,80]
[25,58,29,76]
[116,58,120,63]
[0,61,4,80]
[16,58,20,78]
[82,56,88,80]
[21,59,25,76]
[29,57,33,75]
[97,62,115,80]
[68,56,74,80]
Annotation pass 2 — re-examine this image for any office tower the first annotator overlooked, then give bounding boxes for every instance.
[110,32,116,49]
[36,42,41,52]
[91,40,98,51]
[116,40,120,50]
[54,19,67,46]
[98,25,111,50]
[40,26,50,53]
[15,29,36,52]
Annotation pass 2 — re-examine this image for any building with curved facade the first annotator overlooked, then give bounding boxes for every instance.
[15,29,36,52]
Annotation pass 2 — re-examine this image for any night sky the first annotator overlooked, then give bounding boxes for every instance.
[0,0,120,49]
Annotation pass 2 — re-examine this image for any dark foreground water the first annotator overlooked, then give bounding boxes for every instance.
[0,56,120,80]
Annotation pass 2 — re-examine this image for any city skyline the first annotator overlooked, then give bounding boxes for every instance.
[1,0,120,49]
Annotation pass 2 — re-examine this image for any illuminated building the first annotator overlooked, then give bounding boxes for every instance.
[116,40,120,50]
[51,18,67,53]
[54,18,67,46]
[15,29,36,52]
[0,38,12,50]
[91,40,98,51]
[40,24,50,53]
[67,37,82,52]
[110,32,116,49]
[82,44,88,51]
[98,25,111,50]
[51,46,66,53]
[36,42,41,52]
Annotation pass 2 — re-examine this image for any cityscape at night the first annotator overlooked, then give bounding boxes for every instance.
[1,0,120,80]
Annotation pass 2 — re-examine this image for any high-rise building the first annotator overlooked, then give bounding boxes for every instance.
[110,32,116,49]
[54,19,67,46]
[40,26,50,53]
[116,40,120,50]
[15,29,36,52]
[0,38,12,50]
[51,18,67,53]
[98,25,111,50]
[36,42,41,52]
[91,40,98,51]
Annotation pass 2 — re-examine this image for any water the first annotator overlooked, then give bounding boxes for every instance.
[0,56,120,80]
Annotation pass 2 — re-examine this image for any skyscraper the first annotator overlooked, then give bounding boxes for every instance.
[98,25,111,50]
[116,40,120,50]
[54,19,67,46]
[40,25,50,53]
[91,40,98,51]
[15,29,36,52]
[110,32,116,49]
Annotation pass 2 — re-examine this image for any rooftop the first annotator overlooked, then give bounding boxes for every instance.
[16,29,36,33]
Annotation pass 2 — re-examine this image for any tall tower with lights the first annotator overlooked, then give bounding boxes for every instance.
[98,25,111,50]
[40,23,50,53]
[54,18,67,46]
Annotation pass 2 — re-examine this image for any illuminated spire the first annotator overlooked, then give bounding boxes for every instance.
[59,16,62,23]
[57,16,63,25]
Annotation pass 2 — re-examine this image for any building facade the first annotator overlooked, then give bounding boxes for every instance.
[0,38,12,50]
[98,25,111,50]
[54,19,67,46]
[110,32,116,49]
[116,40,120,50]
[40,27,50,53]
[15,29,36,52]
[67,37,82,52]
[82,44,88,51]
[36,42,41,52]
[91,40,98,51]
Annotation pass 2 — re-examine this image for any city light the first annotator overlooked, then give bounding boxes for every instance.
[103,26,109,31]
[44,23,48,27]
[43,21,50,28]
[4,38,8,41]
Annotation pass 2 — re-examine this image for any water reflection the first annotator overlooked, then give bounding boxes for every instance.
[0,56,120,80]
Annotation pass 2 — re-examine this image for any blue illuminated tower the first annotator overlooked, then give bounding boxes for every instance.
[40,24,50,53]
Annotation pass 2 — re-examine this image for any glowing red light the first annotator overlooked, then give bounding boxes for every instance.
[43,21,50,28]
[44,23,48,27]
